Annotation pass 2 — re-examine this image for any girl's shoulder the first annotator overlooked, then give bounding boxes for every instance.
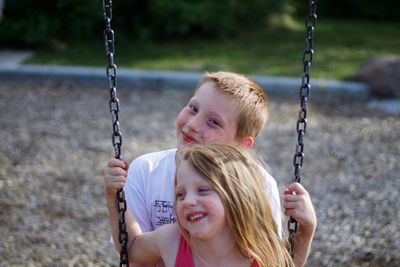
[154,223,181,266]
[155,222,181,241]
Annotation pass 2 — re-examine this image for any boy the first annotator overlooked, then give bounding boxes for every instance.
[105,71,316,267]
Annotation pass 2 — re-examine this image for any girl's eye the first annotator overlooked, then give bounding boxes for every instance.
[198,188,212,195]
[176,192,185,200]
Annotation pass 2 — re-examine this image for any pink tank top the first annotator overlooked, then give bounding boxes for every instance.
[174,235,259,267]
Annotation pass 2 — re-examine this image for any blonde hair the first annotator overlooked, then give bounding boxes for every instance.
[175,144,294,267]
[196,71,268,139]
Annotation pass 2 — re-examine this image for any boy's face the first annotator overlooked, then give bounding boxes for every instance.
[176,81,239,150]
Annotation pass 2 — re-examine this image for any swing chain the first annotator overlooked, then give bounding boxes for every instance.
[103,1,129,266]
[288,0,317,257]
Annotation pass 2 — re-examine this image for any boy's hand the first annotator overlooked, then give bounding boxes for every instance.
[283,182,317,238]
[103,158,129,199]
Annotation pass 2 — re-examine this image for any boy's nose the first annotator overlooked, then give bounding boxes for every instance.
[187,117,201,133]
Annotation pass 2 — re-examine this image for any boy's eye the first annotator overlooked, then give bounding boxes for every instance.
[188,104,198,113]
[208,118,221,127]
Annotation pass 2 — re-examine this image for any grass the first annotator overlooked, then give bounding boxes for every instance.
[25,19,400,80]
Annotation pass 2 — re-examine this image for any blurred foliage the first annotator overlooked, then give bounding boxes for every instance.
[291,0,400,22]
[144,0,286,39]
[0,0,102,47]
[0,0,287,47]
[0,0,398,48]
[24,19,400,80]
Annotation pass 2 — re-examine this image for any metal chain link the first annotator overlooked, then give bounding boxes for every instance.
[288,0,317,257]
[103,1,129,266]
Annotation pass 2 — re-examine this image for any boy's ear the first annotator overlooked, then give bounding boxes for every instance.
[238,136,254,148]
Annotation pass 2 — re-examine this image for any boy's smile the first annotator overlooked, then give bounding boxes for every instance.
[181,131,197,144]
[176,81,240,150]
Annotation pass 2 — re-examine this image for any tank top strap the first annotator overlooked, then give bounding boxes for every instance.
[174,235,195,267]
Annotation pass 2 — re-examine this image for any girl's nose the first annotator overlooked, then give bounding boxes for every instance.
[183,193,197,207]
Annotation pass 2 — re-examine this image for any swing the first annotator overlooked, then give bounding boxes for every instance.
[103,2,128,265]
[102,1,317,265]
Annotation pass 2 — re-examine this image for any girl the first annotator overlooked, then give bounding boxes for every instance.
[105,144,295,267]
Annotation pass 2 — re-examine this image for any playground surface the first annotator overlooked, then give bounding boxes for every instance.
[0,80,399,266]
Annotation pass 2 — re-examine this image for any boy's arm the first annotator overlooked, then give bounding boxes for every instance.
[124,161,157,267]
[283,182,317,267]
[104,158,161,264]
[124,158,153,232]
[106,195,162,263]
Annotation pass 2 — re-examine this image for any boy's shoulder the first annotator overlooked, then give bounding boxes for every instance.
[130,148,177,175]
[126,148,177,190]
[133,148,177,164]
[257,164,278,187]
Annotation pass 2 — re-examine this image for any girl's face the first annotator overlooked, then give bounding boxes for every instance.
[175,160,227,240]
[175,81,240,150]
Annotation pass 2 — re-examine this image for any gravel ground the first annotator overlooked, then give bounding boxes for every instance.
[0,80,399,267]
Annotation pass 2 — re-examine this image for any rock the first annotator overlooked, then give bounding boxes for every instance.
[353,56,400,98]
[367,99,400,115]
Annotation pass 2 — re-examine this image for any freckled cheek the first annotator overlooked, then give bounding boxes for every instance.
[203,132,227,144]
[176,112,187,130]
[201,133,210,144]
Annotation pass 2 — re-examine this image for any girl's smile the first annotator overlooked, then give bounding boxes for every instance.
[175,160,227,239]
[186,211,207,223]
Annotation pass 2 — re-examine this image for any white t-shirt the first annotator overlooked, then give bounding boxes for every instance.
[124,148,282,236]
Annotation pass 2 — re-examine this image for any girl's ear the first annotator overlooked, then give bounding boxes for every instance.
[238,136,254,148]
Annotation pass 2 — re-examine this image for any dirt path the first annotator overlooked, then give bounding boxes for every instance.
[0,81,399,266]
